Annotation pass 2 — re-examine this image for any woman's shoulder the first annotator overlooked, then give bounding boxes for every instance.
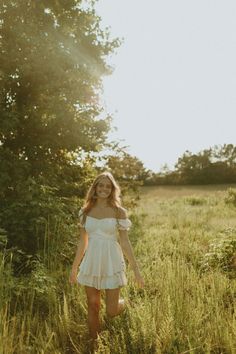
[116,207,132,230]
[117,206,128,219]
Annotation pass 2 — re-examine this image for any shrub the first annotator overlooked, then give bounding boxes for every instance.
[224,188,236,207]
[183,196,207,206]
[199,228,236,278]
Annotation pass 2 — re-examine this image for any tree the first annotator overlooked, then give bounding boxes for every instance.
[104,150,150,207]
[212,144,236,167]
[174,145,236,184]
[0,0,120,256]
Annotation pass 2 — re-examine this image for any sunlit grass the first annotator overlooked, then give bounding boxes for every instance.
[0,185,236,353]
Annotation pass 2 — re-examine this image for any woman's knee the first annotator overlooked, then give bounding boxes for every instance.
[88,297,101,313]
[85,286,101,313]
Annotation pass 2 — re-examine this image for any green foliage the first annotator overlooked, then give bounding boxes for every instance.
[14,260,56,295]
[0,228,7,247]
[145,144,236,185]
[128,212,147,247]
[0,1,120,259]
[104,150,150,208]
[224,187,236,206]
[183,195,207,206]
[0,174,90,277]
[200,228,236,278]
[0,0,115,157]
[174,144,236,185]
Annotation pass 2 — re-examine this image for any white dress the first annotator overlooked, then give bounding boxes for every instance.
[77,209,132,290]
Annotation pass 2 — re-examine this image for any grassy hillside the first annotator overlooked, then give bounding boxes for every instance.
[1,185,236,353]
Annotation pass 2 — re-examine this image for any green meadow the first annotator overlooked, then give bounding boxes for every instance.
[1,185,236,354]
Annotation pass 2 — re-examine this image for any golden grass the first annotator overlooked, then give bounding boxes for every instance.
[0,185,236,353]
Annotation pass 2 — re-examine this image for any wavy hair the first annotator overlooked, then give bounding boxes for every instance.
[80,172,122,226]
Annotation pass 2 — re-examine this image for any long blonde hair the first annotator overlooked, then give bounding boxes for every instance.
[80,172,122,225]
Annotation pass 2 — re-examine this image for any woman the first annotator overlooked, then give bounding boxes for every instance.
[69,171,145,343]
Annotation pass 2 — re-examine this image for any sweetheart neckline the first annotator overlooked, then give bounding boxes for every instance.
[86,215,127,221]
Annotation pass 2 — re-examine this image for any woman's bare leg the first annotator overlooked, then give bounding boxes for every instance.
[105,288,126,318]
[85,286,101,340]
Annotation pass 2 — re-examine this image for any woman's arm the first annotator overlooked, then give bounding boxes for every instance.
[71,227,88,270]
[69,226,88,284]
[117,207,145,287]
[119,229,144,288]
[119,229,140,272]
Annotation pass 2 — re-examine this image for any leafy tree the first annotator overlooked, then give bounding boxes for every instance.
[173,145,236,184]
[146,144,236,185]
[104,150,151,207]
[0,0,120,257]
[174,149,212,184]
[212,144,236,167]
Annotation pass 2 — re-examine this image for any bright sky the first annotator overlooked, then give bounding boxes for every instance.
[95,0,236,173]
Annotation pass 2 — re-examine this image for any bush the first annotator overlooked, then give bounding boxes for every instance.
[183,196,207,206]
[200,228,236,278]
[224,188,236,207]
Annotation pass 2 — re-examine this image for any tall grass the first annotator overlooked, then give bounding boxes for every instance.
[0,186,236,353]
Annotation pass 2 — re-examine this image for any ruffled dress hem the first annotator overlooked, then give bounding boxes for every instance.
[77,271,127,290]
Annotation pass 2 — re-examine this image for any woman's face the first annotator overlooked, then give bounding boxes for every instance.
[95,177,113,199]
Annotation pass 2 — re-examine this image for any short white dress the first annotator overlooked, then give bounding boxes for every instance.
[77,209,132,290]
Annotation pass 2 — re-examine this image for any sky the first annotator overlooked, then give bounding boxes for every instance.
[95,0,236,173]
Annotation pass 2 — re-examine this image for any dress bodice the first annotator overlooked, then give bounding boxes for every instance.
[86,216,132,241]
[78,210,132,242]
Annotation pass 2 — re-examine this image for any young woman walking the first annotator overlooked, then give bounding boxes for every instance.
[69,171,145,345]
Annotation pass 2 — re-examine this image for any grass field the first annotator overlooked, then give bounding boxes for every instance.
[1,185,236,353]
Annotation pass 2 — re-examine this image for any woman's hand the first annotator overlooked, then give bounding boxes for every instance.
[69,268,78,285]
[134,269,145,288]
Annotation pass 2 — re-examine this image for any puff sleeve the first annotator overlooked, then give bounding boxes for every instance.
[117,218,132,231]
